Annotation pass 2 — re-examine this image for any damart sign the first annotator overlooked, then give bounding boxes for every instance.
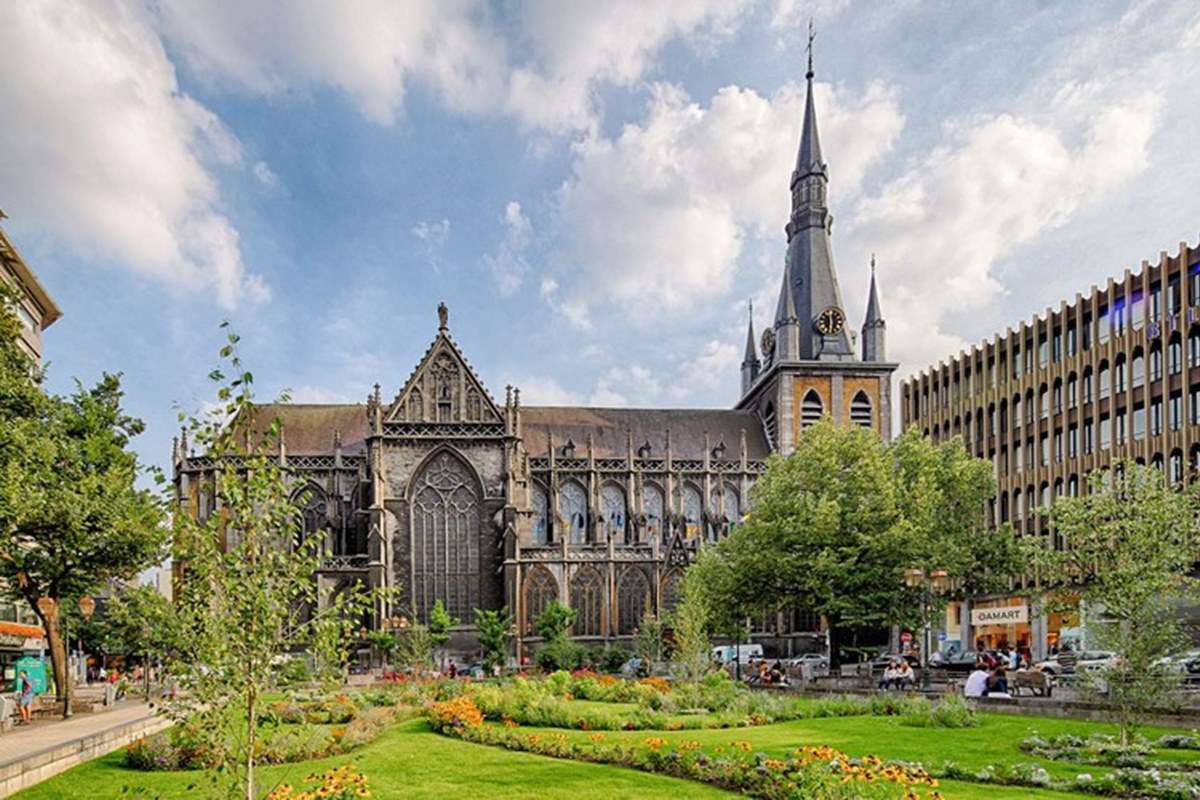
[970,606,1029,626]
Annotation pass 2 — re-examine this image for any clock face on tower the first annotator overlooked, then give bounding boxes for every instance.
[815,306,846,336]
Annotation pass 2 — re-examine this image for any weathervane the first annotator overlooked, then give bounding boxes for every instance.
[806,17,815,79]
[871,253,876,274]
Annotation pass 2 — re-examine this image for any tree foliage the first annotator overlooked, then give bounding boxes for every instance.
[474,607,512,672]
[1033,461,1200,744]
[695,420,1017,663]
[533,600,576,641]
[168,325,377,799]
[670,569,713,682]
[0,283,166,708]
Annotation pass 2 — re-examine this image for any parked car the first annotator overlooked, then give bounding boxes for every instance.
[932,649,980,673]
[870,651,919,672]
[711,644,764,665]
[1038,649,1115,676]
[785,653,830,675]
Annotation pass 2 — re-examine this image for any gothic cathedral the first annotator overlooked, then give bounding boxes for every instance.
[173,57,897,658]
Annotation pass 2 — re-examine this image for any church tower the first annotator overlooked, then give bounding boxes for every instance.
[736,29,898,453]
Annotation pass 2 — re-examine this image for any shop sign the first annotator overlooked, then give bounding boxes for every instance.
[970,605,1028,625]
[0,632,46,650]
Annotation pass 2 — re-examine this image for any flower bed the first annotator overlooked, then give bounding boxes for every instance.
[265,764,372,800]
[428,696,943,800]
[125,691,417,771]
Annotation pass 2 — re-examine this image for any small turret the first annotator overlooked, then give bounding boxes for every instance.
[774,257,801,361]
[861,254,886,362]
[740,301,760,395]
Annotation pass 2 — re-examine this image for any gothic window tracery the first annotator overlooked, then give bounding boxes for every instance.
[570,567,603,636]
[643,484,664,542]
[722,484,739,524]
[600,483,626,543]
[523,566,558,635]
[681,484,702,539]
[410,451,480,623]
[617,568,651,635]
[466,389,482,421]
[660,568,683,613]
[531,484,550,545]
[560,482,588,544]
[407,389,424,422]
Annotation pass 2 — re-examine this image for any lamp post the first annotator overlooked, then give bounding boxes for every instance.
[79,596,95,685]
[903,568,951,690]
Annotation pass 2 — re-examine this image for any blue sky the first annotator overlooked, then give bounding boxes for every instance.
[2,0,1199,477]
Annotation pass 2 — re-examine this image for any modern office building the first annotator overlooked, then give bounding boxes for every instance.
[901,238,1200,660]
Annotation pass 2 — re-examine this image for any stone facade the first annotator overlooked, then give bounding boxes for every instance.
[172,55,898,659]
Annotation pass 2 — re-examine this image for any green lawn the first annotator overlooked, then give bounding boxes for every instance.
[15,706,1200,799]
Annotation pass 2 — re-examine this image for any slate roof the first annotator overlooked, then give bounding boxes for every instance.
[520,406,771,460]
[249,403,368,455]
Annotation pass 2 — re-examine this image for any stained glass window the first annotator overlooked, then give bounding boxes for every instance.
[411,452,480,623]
[617,568,650,635]
[601,484,626,543]
[532,485,549,545]
[571,568,603,636]
[523,567,557,635]
[682,485,702,539]
[643,484,664,541]
[561,482,588,544]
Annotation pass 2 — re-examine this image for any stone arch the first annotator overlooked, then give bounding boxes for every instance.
[407,447,484,624]
[660,568,683,614]
[570,566,604,637]
[522,565,558,636]
[531,481,550,545]
[617,567,651,635]
[642,482,665,543]
[560,480,588,544]
[600,481,627,544]
[849,390,872,427]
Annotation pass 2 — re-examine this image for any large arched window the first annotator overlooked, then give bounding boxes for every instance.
[600,483,627,543]
[570,567,604,637]
[560,482,588,544]
[523,566,558,636]
[643,484,664,542]
[660,569,683,614]
[531,484,550,545]
[617,568,651,635]
[849,391,872,427]
[801,390,823,429]
[722,484,739,524]
[296,484,328,548]
[410,451,481,623]
[681,484,702,539]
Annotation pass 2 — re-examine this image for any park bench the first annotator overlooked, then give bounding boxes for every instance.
[1010,669,1053,697]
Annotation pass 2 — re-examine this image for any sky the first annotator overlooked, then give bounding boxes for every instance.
[2,0,1199,479]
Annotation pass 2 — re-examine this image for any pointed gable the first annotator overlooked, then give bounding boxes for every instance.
[385,305,502,424]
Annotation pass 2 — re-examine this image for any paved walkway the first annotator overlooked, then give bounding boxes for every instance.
[0,701,158,768]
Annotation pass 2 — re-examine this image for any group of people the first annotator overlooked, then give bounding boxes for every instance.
[747,659,787,685]
[964,658,1018,698]
[878,658,916,690]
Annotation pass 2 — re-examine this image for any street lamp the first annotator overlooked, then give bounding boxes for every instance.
[903,568,952,689]
[79,597,95,686]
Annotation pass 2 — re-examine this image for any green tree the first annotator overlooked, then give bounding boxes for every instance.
[0,284,166,713]
[670,569,713,682]
[533,600,576,640]
[395,623,433,671]
[632,607,666,666]
[168,325,375,799]
[474,607,513,673]
[105,584,183,697]
[1033,461,1200,744]
[697,420,1014,663]
[366,630,398,670]
[428,598,457,665]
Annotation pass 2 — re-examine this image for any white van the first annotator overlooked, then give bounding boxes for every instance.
[711,644,764,664]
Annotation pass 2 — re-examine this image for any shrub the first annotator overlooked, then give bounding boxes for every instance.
[125,734,181,771]
[535,636,589,672]
[597,645,633,674]
[277,656,313,686]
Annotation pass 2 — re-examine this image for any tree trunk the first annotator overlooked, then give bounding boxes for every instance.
[37,602,71,712]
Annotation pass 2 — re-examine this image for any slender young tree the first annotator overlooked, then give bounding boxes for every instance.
[1033,461,1200,744]
[0,284,165,712]
[169,325,377,799]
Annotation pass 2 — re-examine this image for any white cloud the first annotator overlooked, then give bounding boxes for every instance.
[0,2,266,309]
[508,375,582,406]
[154,0,507,126]
[252,160,279,188]
[690,339,741,391]
[483,201,532,295]
[287,385,359,405]
[154,0,752,133]
[411,218,451,247]
[507,0,751,132]
[550,79,902,319]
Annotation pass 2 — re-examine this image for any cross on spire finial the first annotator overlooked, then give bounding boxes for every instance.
[871,253,876,274]
[806,17,815,80]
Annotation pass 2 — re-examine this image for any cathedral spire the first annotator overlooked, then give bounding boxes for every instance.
[794,18,826,187]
